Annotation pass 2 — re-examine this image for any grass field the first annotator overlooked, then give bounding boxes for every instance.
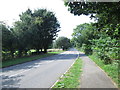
[1,51,63,68]
[53,58,83,88]
[89,55,119,87]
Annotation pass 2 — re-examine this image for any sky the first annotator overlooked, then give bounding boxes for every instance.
[0,0,94,38]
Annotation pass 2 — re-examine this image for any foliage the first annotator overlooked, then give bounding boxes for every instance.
[65,1,120,38]
[72,23,97,55]
[65,1,120,64]
[31,9,60,53]
[53,37,71,50]
[91,33,120,64]
[1,22,17,59]
[2,8,60,60]
[72,22,119,64]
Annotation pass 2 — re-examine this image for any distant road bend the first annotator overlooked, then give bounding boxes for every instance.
[1,48,79,88]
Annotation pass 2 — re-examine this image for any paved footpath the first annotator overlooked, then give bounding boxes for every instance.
[79,52,118,88]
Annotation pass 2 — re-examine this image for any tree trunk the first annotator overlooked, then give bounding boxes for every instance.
[10,50,14,58]
[36,49,40,54]
[24,49,28,56]
[40,48,42,52]
[44,48,47,53]
[18,50,22,57]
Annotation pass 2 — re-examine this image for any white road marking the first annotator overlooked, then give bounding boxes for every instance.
[2,60,55,77]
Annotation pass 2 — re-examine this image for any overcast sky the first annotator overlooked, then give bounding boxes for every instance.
[0,0,94,38]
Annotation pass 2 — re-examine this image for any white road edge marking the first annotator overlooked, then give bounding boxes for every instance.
[50,51,80,88]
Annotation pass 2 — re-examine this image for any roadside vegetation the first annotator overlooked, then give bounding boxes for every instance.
[53,58,83,88]
[65,2,120,87]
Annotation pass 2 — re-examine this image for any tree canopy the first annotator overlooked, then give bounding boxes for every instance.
[65,2,120,39]
[53,37,71,50]
[66,1,120,64]
[2,8,60,60]
[13,8,60,53]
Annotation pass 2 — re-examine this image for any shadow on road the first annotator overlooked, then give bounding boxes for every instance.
[1,49,85,88]
[79,53,86,57]
[2,52,86,73]
[2,53,79,72]
[2,74,24,88]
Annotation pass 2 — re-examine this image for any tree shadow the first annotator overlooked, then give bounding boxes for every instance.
[1,50,86,88]
[1,74,24,88]
[2,52,86,73]
[79,53,86,57]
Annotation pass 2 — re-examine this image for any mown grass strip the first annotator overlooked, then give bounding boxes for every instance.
[89,55,119,87]
[53,58,83,88]
[1,51,62,68]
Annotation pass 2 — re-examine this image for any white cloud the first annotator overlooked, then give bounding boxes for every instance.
[0,0,94,38]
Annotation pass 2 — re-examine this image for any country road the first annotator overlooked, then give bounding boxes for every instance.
[1,48,79,88]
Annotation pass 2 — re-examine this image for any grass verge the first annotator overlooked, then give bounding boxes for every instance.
[1,51,62,68]
[52,58,83,88]
[89,54,119,87]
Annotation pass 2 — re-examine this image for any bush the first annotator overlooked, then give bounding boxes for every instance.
[91,34,119,64]
[82,44,92,55]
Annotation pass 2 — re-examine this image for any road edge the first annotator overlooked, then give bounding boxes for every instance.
[50,51,80,88]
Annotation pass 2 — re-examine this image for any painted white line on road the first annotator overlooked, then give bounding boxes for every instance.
[2,59,58,77]
[8,69,30,77]
[2,62,41,77]
[50,51,80,88]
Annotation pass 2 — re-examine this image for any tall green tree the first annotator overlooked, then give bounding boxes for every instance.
[13,9,33,57]
[65,2,120,39]
[53,37,71,50]
[72,23,97,54]
[32,9,60,53]
[13,8,60,55]
[1,22,16,59]
[66,1,120,63]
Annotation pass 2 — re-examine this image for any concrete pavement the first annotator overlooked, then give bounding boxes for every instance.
[79,52,118,88]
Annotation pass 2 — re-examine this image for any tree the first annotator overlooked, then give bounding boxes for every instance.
[13,9,33,57]
[65,2,120,63]
[13,8,60,56]
[32,9,60,53]
[1,22,16,59]
[54,37,71,50]
[2,8,60,60]
[65,2,120,39]
[72,23,97,54]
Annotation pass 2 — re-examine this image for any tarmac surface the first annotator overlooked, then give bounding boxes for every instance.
[1,48,79,88]
[79,52,117,88]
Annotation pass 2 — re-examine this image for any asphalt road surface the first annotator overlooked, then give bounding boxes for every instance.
[1,48,79,88]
